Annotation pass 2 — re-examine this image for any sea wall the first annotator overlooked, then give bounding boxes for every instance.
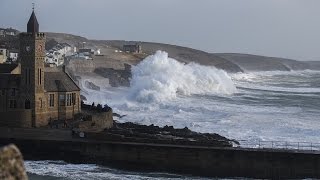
[0,136,320,179]
[67,59,96,73]
[79,105,113,132]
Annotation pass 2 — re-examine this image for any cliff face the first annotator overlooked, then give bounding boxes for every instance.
[0,144,28,180]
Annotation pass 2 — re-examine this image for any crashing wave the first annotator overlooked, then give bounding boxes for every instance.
[128,51,237,103]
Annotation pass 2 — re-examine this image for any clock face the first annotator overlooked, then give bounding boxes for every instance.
[25,46,31,52]
[37,45,43,52]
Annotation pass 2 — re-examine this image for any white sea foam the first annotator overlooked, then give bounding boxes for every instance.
[231,70,320,93]
[28,56,320,179]
[25,160,207,180]
[128,51,236,103]
[79,52,320,145]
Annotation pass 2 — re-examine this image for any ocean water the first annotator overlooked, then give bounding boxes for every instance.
[26,160,211,180]
[27,51,320,179]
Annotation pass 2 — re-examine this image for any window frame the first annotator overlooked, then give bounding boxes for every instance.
[49,94,55,107]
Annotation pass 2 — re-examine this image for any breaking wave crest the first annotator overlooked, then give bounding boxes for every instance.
[128,51,236,103]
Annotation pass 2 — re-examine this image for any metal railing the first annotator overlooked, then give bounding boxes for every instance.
[235,140,320,151]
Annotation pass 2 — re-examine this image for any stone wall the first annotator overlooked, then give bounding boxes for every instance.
[0,110,32,128]
[80,108,113,132]
[2,137,320,179]
[67,59,96,73]
[45,91,81,123]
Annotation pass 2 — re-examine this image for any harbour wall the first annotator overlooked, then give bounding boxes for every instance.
[0,128,319,179]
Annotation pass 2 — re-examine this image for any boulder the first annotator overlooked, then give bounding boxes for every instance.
[84,81,100,91]
[0,144,28,180]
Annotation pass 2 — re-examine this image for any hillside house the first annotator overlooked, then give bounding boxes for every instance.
[9,49,19,62]
[0,30,4,37]
[123,43,142,53]
[0,28,18,37]
[45,43,72,66]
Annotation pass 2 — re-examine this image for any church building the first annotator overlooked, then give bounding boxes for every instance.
[0,10,81,127]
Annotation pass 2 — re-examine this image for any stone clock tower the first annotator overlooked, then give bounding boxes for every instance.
[19,10,46,127]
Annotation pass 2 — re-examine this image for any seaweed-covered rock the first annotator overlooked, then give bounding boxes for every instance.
[105,122,239,147]
[0,144,28,180]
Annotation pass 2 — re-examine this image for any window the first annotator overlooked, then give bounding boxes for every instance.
[25,68,31,85]
[66,94,72,106]
[72,93,76,105]
[9,100,17,109]
[40,98,43,108]
[28,69,31,85]
[59,94,65,106]
[25,68,30,85]
[49,94,54,107]
[25,69,27,85]
[38,68,41,85]
[40,68,42,85]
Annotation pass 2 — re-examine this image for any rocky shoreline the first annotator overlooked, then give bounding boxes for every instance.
[71,102,238,147]
[78,121,239,147]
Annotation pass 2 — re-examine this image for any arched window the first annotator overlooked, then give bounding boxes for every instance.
[39,98,43,108]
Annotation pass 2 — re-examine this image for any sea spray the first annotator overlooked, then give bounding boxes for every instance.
[128,51,237,103]
[76,52,320,144]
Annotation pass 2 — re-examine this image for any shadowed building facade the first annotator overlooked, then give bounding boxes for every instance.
[0,10,81,127]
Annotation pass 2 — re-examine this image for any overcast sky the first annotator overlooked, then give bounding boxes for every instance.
[1,0,320,60]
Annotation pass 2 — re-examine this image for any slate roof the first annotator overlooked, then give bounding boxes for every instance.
[0,64,18,74]
[44,72,80,92]
[27,11,39,33]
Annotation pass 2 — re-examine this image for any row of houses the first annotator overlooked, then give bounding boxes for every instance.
[45,43,73,66]
[0,28,18,37]
[69,48,102,60]
[0,42,100,66]
[0,47,19,64]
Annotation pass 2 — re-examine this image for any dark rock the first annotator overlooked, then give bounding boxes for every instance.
[84,81,100,91]
[103,122,238,147]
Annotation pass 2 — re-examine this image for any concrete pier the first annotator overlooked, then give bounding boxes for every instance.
[0,127,320,179]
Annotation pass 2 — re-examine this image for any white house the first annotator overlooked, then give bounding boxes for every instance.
[9,50,19,62]
[0,48,7,63]
[0,29,4,37]
[45,43,73,66]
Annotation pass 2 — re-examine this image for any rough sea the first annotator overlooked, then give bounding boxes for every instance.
[27,51,320,179]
